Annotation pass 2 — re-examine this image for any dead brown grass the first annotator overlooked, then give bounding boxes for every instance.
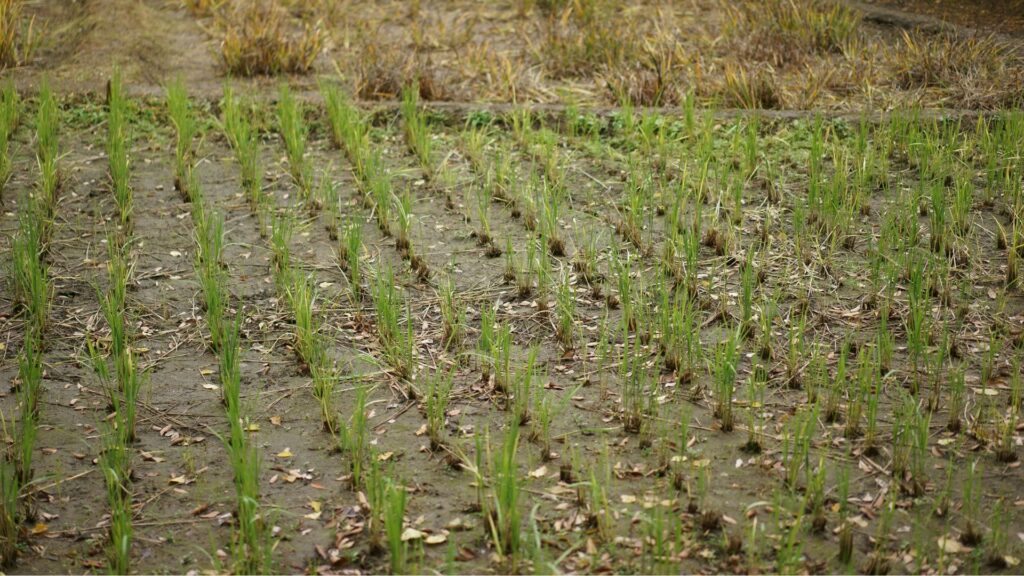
[0,0,35,69]
[889,29,1024,108]
[725,0,860,68]
[219,0,322,76]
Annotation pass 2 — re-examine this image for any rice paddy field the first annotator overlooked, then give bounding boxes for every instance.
[0,0,1023,574]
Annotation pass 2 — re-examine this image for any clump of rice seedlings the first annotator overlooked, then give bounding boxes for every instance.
[34,80,59,232]
[14,330,41,486]
[219,1,322,76]
[217,313,273,573]
[0,82,19,203]
[985,500,1011,568]
[11,211,49,337]
[960,460,982,545]
[836,466,854,566]
[400,83,432,177]
[609,247,632,327]
[535,234,552,311]
[335,387,369,490]
[823,341,847,423]
[782,405,817,489]
[322,83,368,166]
[269,210,294,289]
[0,419,20,567]
[372,266,416,380]
[784,311,806,388]
[100,237,142,444]
[517,238,536,298]
[511,346,537,425]
[384,478,408,574]
[492,322,513,394]
[487,422,522,569]
[739,250,756,338]
[221,86,266,230]
[166,79,196,201]
[536,177,566,256]
[554,270,575,352]
[99,430,132,575]
[195,209,226,351]
[424,369,453,449]
[107,70,132,231]
[619,339,650,434]
[475,177,495,247]
[276,83,314,202]
[438,275,464,351]
[478,307,496,382]
[370,166,393,236]
[714,326,741,432]
[946,366,966,434]
[744,376,765,453]
[338,212,364,303]
[394,188,428,278]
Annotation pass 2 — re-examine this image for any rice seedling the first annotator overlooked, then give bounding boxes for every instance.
[554,270,575,352]
[339,212,364,303]
[372,266,416,380]
[425,369,453,449]
[0,422,19,567]
[336,386,370,491]
[11,211,49,337]
[960,460,982,545]
[438,275,464,351]
[0,81,19,203]
[34,80,59,231]
[107,70,132,231]
[487,421,521,568]
[401,83,432,176]
[276,83,313,201]
[511,346,537,424]
[195,209,227,351]
[99,433,132,575]
[14,332,41,486]
[166,78,196,201]
[713,326,741,432]
[384,478,408,574]
[221,85,265,226]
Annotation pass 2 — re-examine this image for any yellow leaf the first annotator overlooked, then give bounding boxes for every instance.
[31,523,47,535]
[277,448,293,458]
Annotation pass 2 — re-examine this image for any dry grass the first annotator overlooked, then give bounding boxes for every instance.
[538,0,642,78]
[219,0,322,76]
[725,0,860,68]
[721,64,781,109]
[0,0,35,69]
[889,30,1024,108]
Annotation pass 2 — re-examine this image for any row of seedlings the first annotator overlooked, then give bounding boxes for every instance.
[85,72,141,574]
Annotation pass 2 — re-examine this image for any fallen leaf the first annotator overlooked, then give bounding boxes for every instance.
[401,527,425,541]
[277,448,293,458]
[938,536,971,554]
